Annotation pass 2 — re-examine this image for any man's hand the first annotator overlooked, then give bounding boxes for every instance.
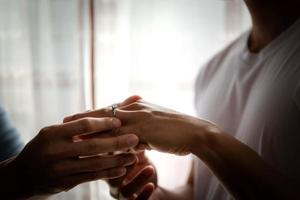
[109,152,157,200]
[0,117,139,199]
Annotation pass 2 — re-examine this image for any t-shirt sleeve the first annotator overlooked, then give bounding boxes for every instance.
[0,105,24,161]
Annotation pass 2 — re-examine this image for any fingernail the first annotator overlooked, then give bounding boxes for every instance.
[127,135,139,147]
[112,118,121,128]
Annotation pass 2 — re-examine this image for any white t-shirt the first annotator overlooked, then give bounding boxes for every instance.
[194,19,300,200]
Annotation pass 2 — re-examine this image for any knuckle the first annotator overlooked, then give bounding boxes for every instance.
[38,126,53,138]
[40,126,50,134]
[70,114,80,120]
[104,118,114,129]
[80,118,93,132]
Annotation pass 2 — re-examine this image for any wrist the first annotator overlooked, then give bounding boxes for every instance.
[189,119,223,160]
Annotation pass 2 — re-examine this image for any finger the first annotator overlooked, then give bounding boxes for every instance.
[108,154,147,198]
[136,183,155,200]
[69,134,139,157]
[73,130,114,141]
[63,109,92,123]
[57,167,127,191]
[63,108,113,123]
[63,96,142,123]
[122,154,150,185]
[119,95,142,107]
[108,154,139,197]
[57,117,121,139]
[135,144,151,152]
[120,166,155,198]
[50,154,137,178]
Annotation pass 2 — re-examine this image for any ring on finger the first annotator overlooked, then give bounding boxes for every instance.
[111,104,119,117]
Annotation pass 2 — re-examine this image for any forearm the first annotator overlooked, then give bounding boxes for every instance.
[191,125,300,199]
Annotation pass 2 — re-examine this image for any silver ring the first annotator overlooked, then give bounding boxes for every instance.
[111,104,118,117]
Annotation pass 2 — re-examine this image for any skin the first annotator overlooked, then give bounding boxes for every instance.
[110,152,157,200]
[0,97,141,199]
[71,99,300,199]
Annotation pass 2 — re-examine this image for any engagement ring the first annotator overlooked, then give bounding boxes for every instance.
[111,104,118,117]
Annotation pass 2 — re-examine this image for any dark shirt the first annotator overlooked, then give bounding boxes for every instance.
[0,105,24,161]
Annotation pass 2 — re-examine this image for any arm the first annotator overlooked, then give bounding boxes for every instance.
[68,98,300,199]
[112,100,300,199]
[190,125,300,199]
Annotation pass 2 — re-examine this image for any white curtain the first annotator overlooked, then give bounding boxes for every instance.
[0,0,93,199]
[0,0,251,199]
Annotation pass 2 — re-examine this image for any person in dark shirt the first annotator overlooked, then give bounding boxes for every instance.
[0,106,24,161]
[0,96,141,199]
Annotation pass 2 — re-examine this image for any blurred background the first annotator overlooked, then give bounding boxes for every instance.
[0,0,250,199]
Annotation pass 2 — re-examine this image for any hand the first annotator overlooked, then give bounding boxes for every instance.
[3,117,139,198]
[115,100,213,155]
[108,151,157,200]
[66,96,213,155]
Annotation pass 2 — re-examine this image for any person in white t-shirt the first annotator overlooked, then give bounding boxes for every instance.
[67,0,300,199]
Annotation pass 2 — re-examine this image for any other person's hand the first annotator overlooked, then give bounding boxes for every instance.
[2,117,139,198]
[115,100,214,155]
[66,96,214,155]
[108,151,157,200]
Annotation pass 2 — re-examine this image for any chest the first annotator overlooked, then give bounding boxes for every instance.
[195,57,300,144]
